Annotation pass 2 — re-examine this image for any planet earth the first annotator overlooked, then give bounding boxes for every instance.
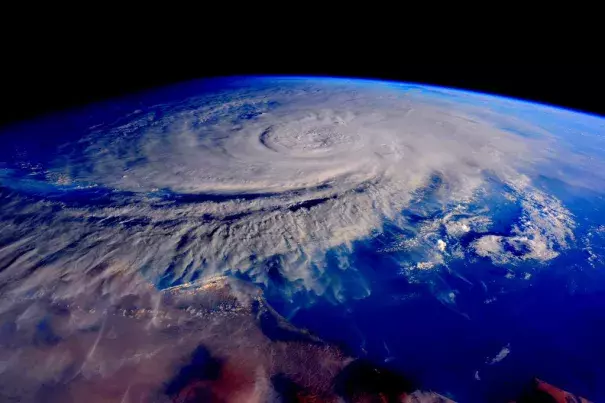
[0,76,604,402]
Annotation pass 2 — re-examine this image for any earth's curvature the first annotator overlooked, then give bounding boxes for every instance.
[0,76,604,402]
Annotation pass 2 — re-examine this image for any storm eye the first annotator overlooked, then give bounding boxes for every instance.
[293,127,351,150]
[259,124,358,157]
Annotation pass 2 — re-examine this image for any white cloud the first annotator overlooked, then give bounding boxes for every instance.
[486,343,511,365]
[0,78,578,307]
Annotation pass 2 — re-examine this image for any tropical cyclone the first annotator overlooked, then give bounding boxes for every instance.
[0,76,593,401]
[0,78,574,303]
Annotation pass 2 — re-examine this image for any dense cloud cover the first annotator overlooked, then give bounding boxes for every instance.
[0,78,580,300]
[0,77,595,400]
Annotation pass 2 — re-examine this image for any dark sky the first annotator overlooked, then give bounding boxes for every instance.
[2,29,603,126]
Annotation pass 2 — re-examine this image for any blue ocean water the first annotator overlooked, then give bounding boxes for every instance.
[252,170,605,401]
[2,76,605,401]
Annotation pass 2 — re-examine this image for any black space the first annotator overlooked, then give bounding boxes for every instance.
[1,23,603,126]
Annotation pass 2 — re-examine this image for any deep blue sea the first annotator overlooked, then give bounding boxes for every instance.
[2,77,605,401]
[260,176,605,402]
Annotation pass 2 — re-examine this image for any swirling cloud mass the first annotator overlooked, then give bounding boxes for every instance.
[0,78,575,302]
[0,77,584,400]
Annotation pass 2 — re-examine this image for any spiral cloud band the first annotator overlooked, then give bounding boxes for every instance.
[0,78,578,305]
